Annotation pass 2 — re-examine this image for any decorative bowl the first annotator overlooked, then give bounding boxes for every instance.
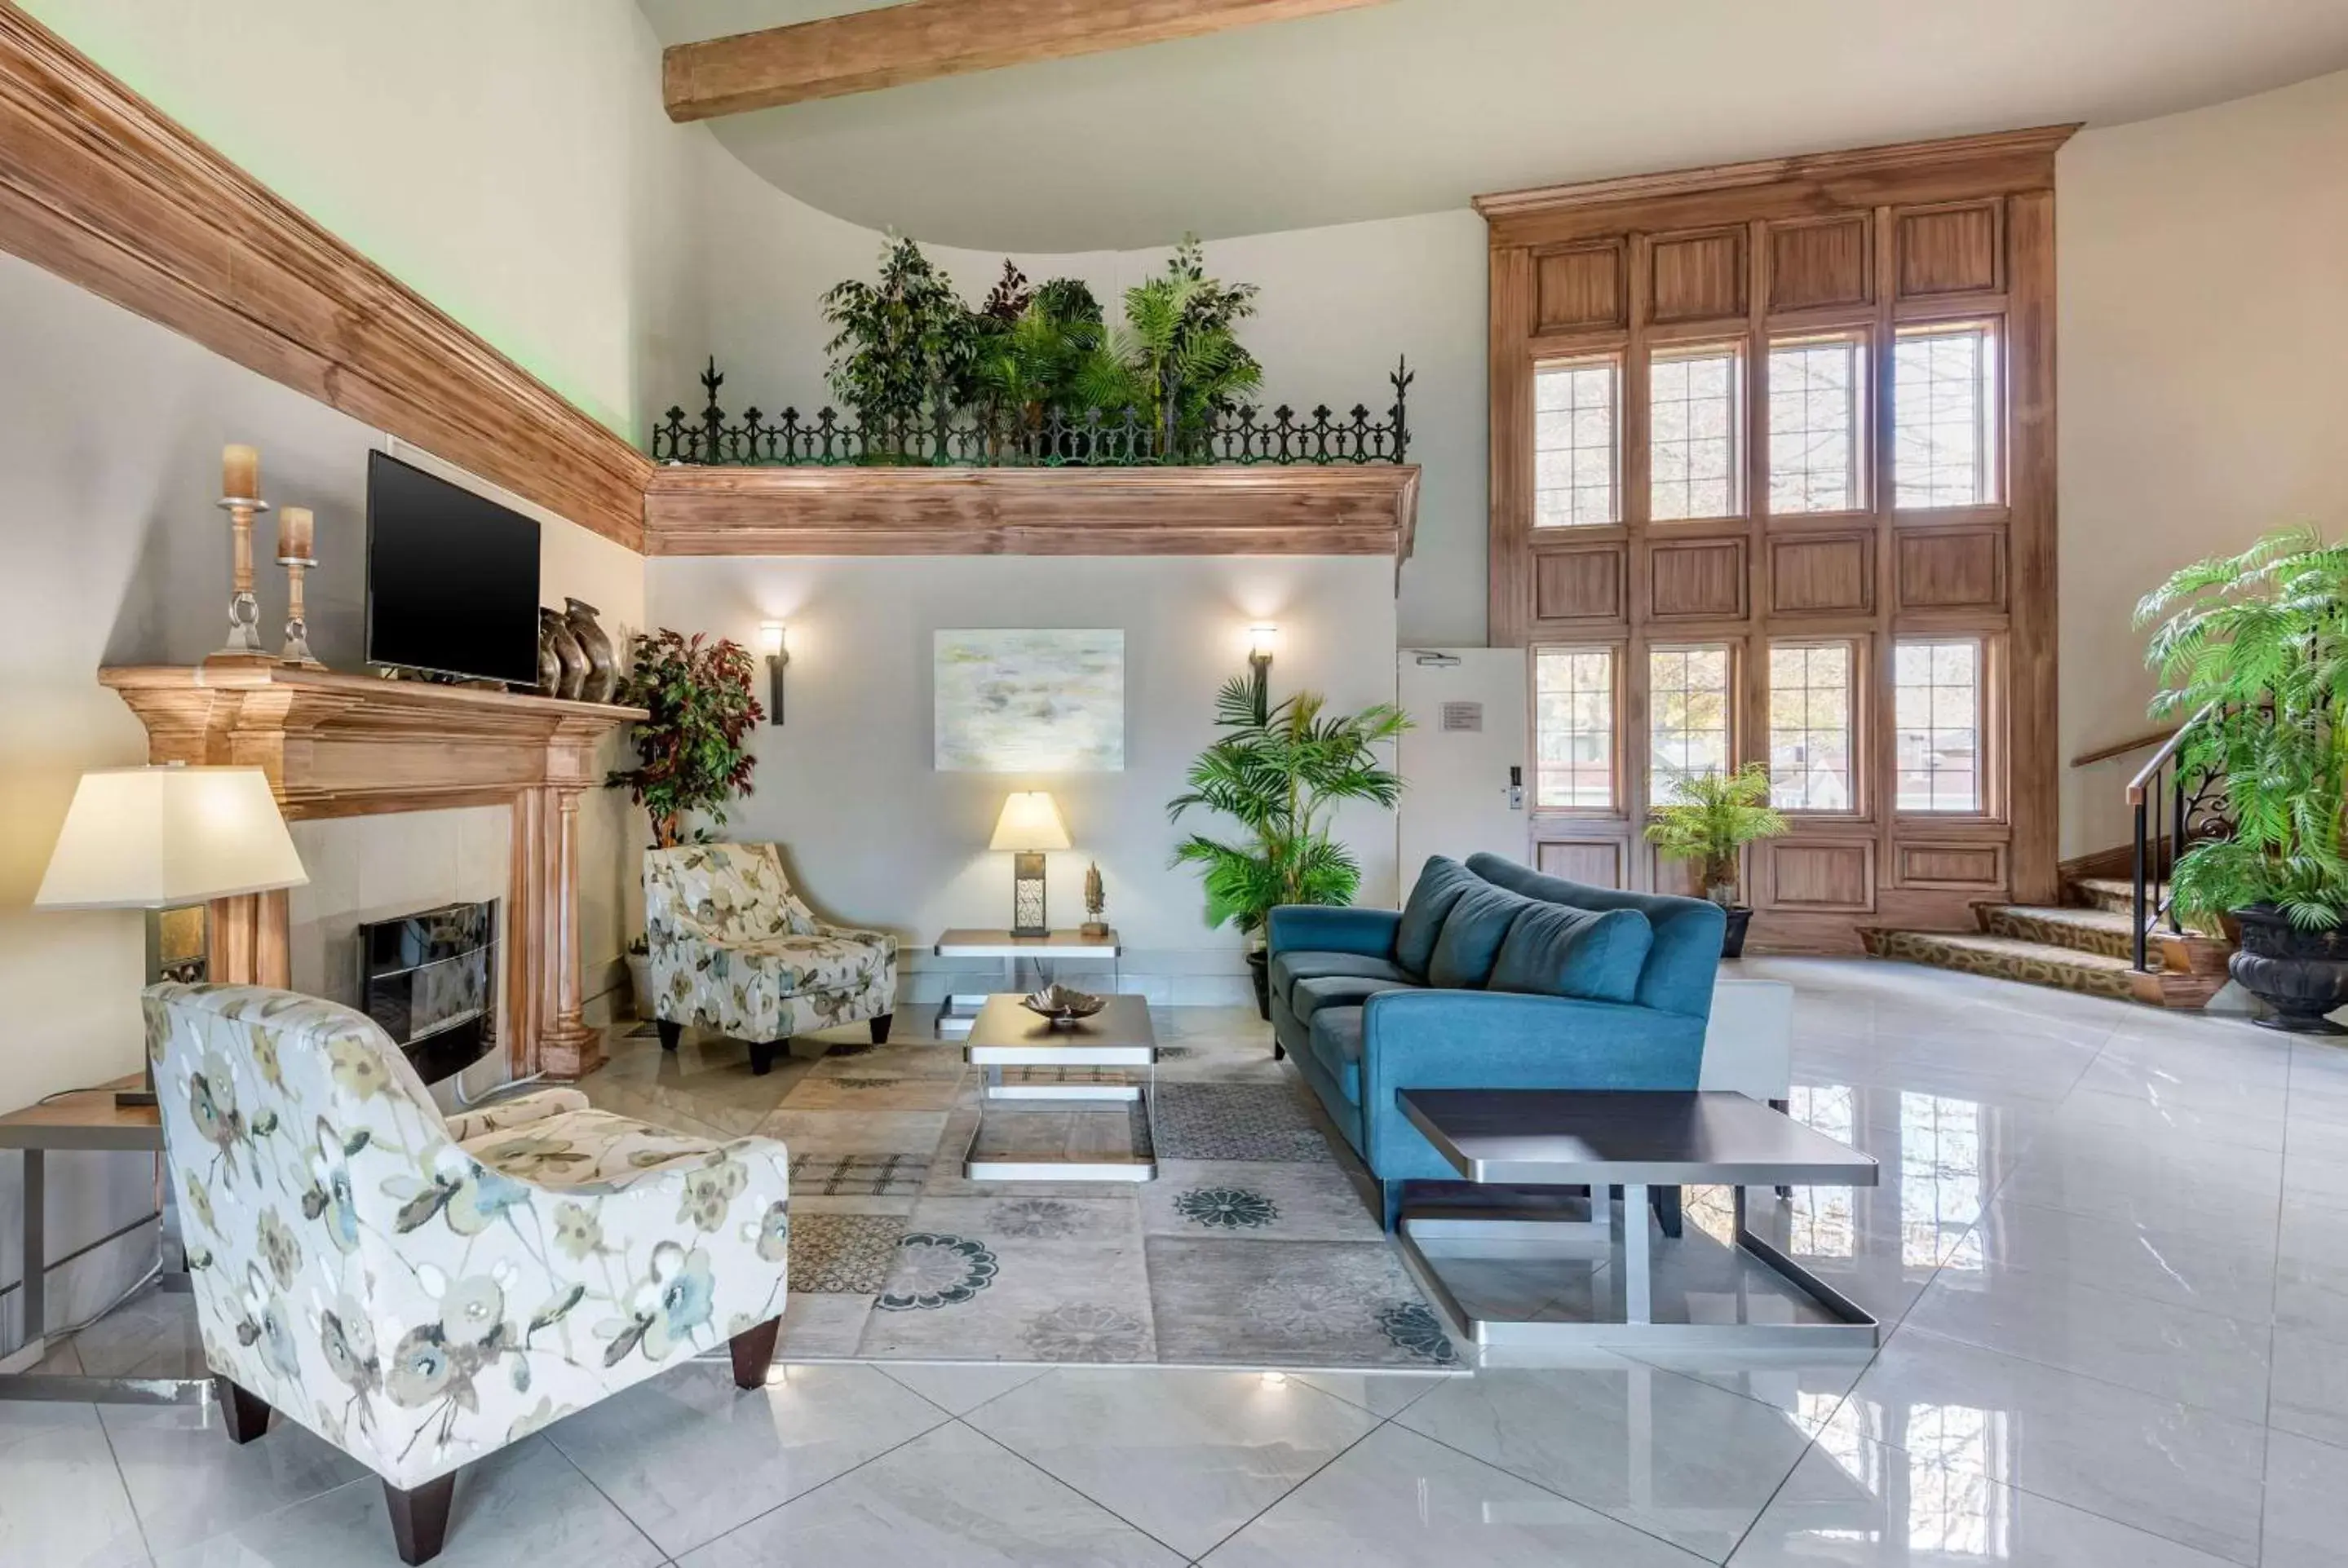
[1019,984,1108,1026]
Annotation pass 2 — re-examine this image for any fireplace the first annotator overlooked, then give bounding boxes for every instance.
[358,899,498,1085]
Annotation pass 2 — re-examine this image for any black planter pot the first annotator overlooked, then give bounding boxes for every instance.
[1245,949,1272,1021]
[2231,904,2348,1034]
[1721,906,1754,959]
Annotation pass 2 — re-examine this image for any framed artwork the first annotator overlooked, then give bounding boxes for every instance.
[935,629,1125,772]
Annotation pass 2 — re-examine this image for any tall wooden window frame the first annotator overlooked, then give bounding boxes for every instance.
[1483,127,2069,944]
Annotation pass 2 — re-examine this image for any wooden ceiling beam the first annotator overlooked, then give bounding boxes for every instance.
[662,0,1391,121]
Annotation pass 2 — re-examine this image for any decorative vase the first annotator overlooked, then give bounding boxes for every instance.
[534,610,563,697]
[2229,904,2348,1034]
[540,607,588,700]
[564,598,617,704]
[1721,907,1753,959]
[1245,948,1271,1022]
[626,952,654,1019]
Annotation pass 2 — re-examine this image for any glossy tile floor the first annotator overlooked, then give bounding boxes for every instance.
[10,956,2348,1565]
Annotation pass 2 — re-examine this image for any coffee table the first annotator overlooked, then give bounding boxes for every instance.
[960,994,1157,1182]
[931,929,1121,1038]
[1392,1089,1880,1350]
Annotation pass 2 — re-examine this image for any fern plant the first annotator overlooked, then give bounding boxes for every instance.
[974,273,1105,456]
[1642,763,1789,907]
[2137,526,2348,930]
[1169,677,1410,935]
[1077,237,1262,462]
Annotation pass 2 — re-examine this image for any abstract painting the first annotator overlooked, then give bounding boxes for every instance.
[934,629,1125,771]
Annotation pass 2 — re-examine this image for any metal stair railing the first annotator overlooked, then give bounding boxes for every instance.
[2125,702,2228,972]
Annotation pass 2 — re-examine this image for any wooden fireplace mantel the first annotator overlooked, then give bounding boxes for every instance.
[99,664,646,1082]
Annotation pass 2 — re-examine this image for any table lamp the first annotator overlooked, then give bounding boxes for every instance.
[989,791,1069,938]
[35,764,308,1105]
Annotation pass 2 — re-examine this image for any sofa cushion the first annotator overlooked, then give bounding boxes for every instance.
[1394,856,1479,979]
[1466,852,1725,1020]
[1269,950,1416,1007]
[1292,974,1417,1023]
[1307,1005,1366,1104]
[1426,882,1530,990]
[1489,903,1653,1004]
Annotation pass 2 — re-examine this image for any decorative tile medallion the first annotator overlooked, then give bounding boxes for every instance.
[1021,1301,1150,1362]
[1152,1083,1332,1162]
[988,1198,1086,1239]
[790,1152,929,1197]
[1375,1301,1461,1366]
[788,1212,911,1295]
[1172,1186,1280,1230]
[876,1232,1001,1311]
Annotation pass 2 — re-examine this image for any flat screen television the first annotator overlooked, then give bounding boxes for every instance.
[365,450,542,686]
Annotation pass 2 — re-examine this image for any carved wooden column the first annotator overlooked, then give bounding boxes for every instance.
[533,785,601,1080]
[208,890,290,987]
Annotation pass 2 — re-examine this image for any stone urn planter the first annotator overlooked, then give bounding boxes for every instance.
[2230,904,2348,1034]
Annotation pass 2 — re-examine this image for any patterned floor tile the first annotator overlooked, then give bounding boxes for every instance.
[1142,1159,1385,1242]
[1151,1082,1333,1161]
[789,1152,931,1198]
[789,1211,912,1293]
[1145,1237,1463,1368]
[856,1197,1156,1363]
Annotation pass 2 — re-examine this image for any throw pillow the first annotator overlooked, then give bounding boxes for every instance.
[1488,902,1654,1005]
[1394,856,1480,978]
[1426,882,1530,989]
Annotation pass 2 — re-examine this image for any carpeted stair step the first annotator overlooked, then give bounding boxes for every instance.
[2069,877,2160,917]
[1858,927,2139,1001]
[1977,902,2138,961]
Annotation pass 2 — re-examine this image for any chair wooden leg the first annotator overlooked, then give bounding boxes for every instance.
[869,1013,893,1045]
[383,1473,457,1566]
[729,1314,782,1389]
[749,1040,777,1076]
[655,1019,681,1052]
[213,1376,271,1444]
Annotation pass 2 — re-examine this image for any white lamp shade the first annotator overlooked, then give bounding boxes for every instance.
[35,766,308,910]
[988,791,1071,852]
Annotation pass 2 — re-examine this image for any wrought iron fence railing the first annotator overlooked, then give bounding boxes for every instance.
[652,359,1412,469]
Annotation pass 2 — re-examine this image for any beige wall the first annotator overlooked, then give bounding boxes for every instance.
[2057,68,2348,857]
[645,553,1404,1004]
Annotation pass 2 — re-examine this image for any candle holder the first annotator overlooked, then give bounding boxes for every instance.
[277,548,323,668]
[208,491,273,666]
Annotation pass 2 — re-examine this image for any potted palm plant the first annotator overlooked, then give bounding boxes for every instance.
[2138,527,2348,1032]
[1643,762,1789,957]
[1170,676,1410,1018]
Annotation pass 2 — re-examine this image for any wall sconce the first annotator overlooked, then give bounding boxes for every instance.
[1247,622,1278,716]
[758,621,788,724]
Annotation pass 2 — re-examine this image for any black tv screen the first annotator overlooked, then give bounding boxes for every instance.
[365,450,542,686]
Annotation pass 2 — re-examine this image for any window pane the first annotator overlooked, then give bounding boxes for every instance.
[1651,346,1741,520]
[1893,324,1997,507]
[1535,647,1616,808]
[1768,338,1861,513]
[1534,360,1619,526]
[1767,643,1855,811]
[1895,640,1980,811]
[1648,645,1731,795]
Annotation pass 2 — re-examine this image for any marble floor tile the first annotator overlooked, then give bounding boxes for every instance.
[1902,1262,2272,1420]
[2262,1427,2348,1568]
[542,1361,948,1557]
[874,1361,1052,1415]
[66,1288,209,1381]
[151,1437,658,1568]
[1836,1328,2267,1565]
[0,1400,150,1567]
[1965,1196,2278,1323]
[1992,1129,2281,1242]
[99,1399,372,1558]
[674,1420,1182,1567]
[2054,1084,2288,1153]
[2069,1054,2292,1120]
[1201,1421,1709,1567]
[1146,1237,1460,1368]
[1140,1159,1387,1243]
[1727,1420,2242,1567]
[775,1290,878,1358]
[2266,1322,2348,1447]
[1286,1368,1453,1418]
[1618,1349,1872,1435]
[963,1367,1379,1560]
[1392,1358,1814,1562]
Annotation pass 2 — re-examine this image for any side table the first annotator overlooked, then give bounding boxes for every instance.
[0,1073,202,1405]
[931,928,1121,1037]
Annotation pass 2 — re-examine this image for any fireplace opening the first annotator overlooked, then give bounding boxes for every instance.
[358,899,498,1085]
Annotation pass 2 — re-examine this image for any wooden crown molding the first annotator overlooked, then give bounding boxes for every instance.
[1474,125,2080,245]
[663,0,1391,121]
[0,8,651,548]
[641,464,1421,561]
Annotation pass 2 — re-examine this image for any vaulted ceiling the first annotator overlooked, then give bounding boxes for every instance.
[637,0,2348,253]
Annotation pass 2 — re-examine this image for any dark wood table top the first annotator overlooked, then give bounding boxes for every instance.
[1399,1089,1878,1187]
[0,1075,161,1152]
[964,994,1156,1058]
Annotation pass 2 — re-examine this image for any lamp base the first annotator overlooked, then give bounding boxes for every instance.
[113,1089,158,1109]
[1011,852,1048,938]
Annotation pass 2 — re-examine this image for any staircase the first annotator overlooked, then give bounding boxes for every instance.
[1860,877,2231,1009]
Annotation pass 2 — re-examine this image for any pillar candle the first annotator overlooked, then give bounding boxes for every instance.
[278,506,314,561]
[223,444,259,500]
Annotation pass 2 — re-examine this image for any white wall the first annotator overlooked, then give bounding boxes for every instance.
[685,148,1490,646]
[645,554,1403,1002]
[2057,68,2348,857]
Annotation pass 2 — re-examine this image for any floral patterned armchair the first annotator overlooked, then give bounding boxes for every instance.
[643,842,896,1074]
[142,983,793,1565]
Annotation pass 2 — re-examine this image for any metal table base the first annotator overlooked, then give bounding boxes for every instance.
[962,1065,1157,1182]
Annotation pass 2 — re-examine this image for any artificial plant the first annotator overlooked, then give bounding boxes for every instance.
[1077,237,1262,461]
[2137,526,2348,930]
[971,267,1106,455]
[1641,762,1789,908]
[606,629,763,849]
[820,233,978,459]
[1168,675,1409,935]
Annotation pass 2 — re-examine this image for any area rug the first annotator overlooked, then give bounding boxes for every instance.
[581,1016,1469,1376]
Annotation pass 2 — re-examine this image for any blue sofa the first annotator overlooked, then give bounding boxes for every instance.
[1268,852,1725,1230]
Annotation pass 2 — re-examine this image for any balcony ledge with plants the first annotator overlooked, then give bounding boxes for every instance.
[640,239,1420,562]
